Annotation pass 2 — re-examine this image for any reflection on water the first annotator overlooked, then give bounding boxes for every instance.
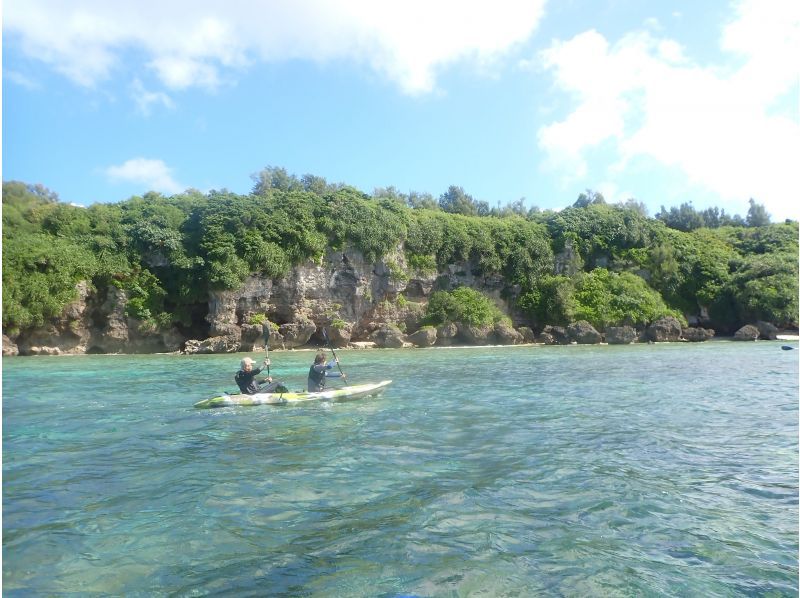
[3,342,798,595]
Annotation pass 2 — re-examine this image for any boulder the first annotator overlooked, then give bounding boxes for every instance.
[161,327,185,352]
[457,323,493,345]
[646,317,683,342]
[28,346,62,356]
[756,321,779,340]
[436,322,458,346]
[537,332,555,345]
[734,325,760,341]
[3,335,19,356]
[326,323,352,348]
[568,320,602,344]
[682,327,715,342]
[184,335,240,354]
[605,326,638,345]
[494,321,523,345]
[407,326,437,347]
[239,323,265,351]
[517,326,536,343]
[369,325,405,348]
[279,316,317,349]
[542,325,570,345]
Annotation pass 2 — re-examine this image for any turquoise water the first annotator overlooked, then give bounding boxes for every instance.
[3,342,798,596]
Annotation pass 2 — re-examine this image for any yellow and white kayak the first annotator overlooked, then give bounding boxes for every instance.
[193,380,392,409]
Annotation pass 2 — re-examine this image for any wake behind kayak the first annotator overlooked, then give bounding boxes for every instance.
[194,380,392,409]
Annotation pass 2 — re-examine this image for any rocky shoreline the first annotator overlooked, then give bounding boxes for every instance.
[2,248,794,357]
[4,318,794,357]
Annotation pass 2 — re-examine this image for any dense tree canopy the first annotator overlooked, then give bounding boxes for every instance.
[2,175,797,336]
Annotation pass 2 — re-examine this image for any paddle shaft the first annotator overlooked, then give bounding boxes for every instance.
[323,328,347,381]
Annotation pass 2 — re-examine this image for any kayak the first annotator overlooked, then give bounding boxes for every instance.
[193,380,392,409]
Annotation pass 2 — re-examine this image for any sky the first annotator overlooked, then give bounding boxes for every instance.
[3,0,799,221]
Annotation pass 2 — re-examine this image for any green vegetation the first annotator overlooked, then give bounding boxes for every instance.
[423,287,506,327]
[3,172,797,339]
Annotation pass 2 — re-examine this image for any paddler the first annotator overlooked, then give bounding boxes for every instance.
[307,352,346,392]
[235,357,285,394]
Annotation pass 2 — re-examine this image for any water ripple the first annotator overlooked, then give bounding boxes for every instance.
[3,342,798,596]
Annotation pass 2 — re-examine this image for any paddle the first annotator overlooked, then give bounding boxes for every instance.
[322,327,348,384]
[263,323,271,377]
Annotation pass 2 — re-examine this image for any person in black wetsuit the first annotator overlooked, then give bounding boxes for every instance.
[307,352,345,392]
[235,357,284,394]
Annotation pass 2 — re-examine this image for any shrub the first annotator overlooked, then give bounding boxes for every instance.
[423,287,505,327]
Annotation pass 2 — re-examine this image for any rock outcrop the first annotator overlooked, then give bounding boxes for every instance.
[494,321,523,345]
[568,320,602,344]
[457,323,494,345]
[407,326,437,347]
[8,242,784,356]
[605,326,638,345]
[646,317,683,342]
[2,335,19,356]
[756,321,778,340]
[369,324,406,348]
[682,327,715,342]
[734,325,760,341]
[541,325,571,345]
[436,323,458,346]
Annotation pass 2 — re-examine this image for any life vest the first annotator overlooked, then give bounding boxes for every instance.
[308,364,325,390]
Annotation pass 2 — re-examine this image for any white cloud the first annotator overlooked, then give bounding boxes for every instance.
[4,69,41,90]
[3,0,546,95]
[105,158,183,194]
[131,79,175,115]
[537,0,800,220]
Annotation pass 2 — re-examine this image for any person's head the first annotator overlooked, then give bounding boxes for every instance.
[314,352,327,365]
[240,357,255,371]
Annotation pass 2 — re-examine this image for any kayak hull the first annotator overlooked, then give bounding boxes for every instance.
[194,380,392,409]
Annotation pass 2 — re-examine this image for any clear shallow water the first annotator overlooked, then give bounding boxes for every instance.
[3,342,798,597]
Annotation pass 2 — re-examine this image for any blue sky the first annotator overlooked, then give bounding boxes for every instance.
[3,0,798,221]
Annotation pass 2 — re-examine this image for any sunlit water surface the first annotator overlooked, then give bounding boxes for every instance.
[3,342,798,596]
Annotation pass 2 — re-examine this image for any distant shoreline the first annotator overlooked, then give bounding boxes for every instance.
[5,335,798,357]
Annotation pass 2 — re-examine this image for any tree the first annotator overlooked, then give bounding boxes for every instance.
[656,202,705,232]
[439,185,479,216]
[251,166,302,195]
[746,198,770,227]
[573,190,606,208]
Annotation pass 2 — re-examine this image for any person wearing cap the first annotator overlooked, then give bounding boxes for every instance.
[235,357,280,394]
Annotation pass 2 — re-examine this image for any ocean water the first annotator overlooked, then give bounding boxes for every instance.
[2,342,798,597]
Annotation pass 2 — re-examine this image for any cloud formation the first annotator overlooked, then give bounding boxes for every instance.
[105,158,183,194]
[537,0,799,219]
[4,0,546,94]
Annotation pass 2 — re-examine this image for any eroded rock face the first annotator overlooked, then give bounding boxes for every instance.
[2,335,19,356]
[326,324,352,348]
[682,327,715,342]
[279,316,317,349]
[646,317,683,342]
[568,320,602,344]
[16,281,94,355]
[734,325,760,341]
[517,327,536,343]
[407,326,437,347]
[537,332,555,345]
[184,336,239,354]
[436,323,458,346]
[605,326,638,345]
[542,325,570,345]
[756,321,778,340]
[494,322,523,345]
[457,323,493,345]
[369,325,405,349]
